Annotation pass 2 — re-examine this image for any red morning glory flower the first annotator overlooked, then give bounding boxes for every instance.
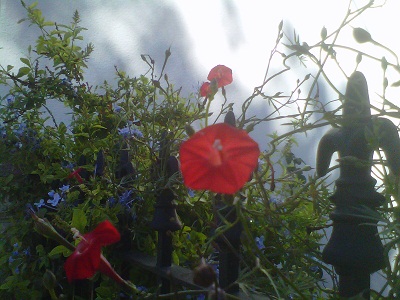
[200,65,233,98]
[64,220,121,282]
[207,65,233,88]
[200,82,211,97]
[179,123,260,194]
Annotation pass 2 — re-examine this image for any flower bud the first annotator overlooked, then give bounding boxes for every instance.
[224,110,236,127]
[353,27,372,43]
[29,209,75,251]
[321,26,327,40]
[193,260,216,287]
[356,52,362,64]
[245,123,255,133]
[381,56,388,71]
[185,124,195,137]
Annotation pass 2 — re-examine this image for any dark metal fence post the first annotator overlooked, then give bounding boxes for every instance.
[214,194,242,294]
[316,71,400,298]
[151,188,182,294]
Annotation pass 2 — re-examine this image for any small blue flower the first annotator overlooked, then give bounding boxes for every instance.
[137,286,147,292]
[59,185,70,193]
[255,235,265,250]
[211,264,219,277]
[22,247,30,257]
[113,104,123,113]
[6,95,15,106]
[34,199,45,209]
[188,189,195,197]
[14,123,26,136]
[119,190,134,208]
[270,195,283,205]
[63,162,75,170]
[8,256,14,263]
[118,126,143,139]
[107,197,116,207]
[13,242,18,248]
[47,192,62,207]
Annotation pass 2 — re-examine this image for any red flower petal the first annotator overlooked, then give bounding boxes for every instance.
[200,82,211,97]
[179,123,260,194]
[207,65,233,88]
[64,220,120,282]
[65,242,102,282]
[83,220,121,247]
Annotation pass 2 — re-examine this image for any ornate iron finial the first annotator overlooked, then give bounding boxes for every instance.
[316,71,400,298]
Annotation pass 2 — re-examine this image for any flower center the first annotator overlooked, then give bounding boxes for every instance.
[209,139,224,166]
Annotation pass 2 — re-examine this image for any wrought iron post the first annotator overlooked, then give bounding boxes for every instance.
[213,110,242,294]
[214,194,242,294]
[151,188,182,294]
[316,71,400,298]
[150,131,182,294]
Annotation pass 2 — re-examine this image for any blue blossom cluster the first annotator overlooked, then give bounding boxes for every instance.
[4,95,19,119]
[107,190,143,223]
[8,242,30,275]
[118,121,143,139]
[34,185,70,209]
[108,190,142,210]
[2,120,42,150]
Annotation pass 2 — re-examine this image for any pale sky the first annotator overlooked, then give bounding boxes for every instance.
[1,0,399,154]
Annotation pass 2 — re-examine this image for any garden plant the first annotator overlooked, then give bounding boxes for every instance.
[1,1,400,299]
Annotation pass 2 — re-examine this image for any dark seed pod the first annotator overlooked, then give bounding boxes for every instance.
[193,261,216,287]
[224,110,236,127]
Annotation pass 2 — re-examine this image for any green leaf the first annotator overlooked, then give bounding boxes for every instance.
[20,57,30,67]
[43,21,55,26]
[6,65,14,71]
[74,133,90,138]
[172,250,179,265]
[391,80,400,87]
[92,124,107,129]
[0,276,15,290]
[48,245,72,258]
[71,208,87,232]
[15,66,31,78]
